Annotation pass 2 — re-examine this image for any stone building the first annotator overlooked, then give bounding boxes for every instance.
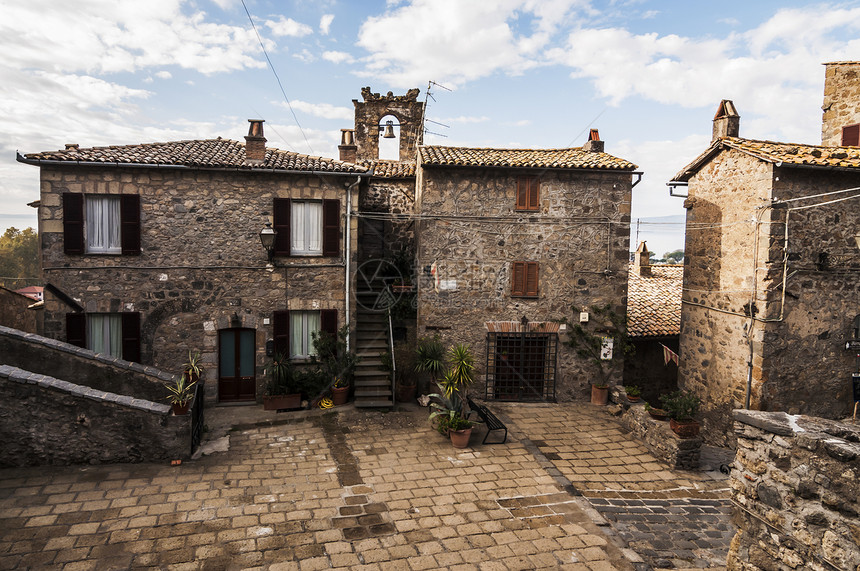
[670,62,860,446]
[415,140,637,401]
[18,122,365,405]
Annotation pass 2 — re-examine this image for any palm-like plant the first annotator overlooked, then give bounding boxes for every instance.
[415,336,446,384]
[165,373,197,406]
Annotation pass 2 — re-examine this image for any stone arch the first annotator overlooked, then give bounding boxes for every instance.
[353,87,424,162]
[141,298,201,369]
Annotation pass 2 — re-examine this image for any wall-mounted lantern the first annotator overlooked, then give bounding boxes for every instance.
[260,222,276,262]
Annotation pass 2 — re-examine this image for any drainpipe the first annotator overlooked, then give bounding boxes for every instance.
[345,176,361,353]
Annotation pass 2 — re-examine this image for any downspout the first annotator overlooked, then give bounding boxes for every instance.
[345,176,361,353]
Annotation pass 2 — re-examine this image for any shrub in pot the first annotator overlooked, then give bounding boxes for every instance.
[660,390,702,437]
[165,373,196,415]
[263,351,302,410]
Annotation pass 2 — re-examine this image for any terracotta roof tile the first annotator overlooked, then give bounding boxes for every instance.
[359,159,416,178]
[23,139,367,174]
[420,146,637,171]
[672,137,860,181]
[627,264,683,337]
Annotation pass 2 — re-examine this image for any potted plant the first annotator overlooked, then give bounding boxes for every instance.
[660,390,702,437]
[447,413,476,449]
[183,350,204,384]
[309,325,359,406]
[591,383,609,405]
[415,335,446,396]
[645,402,668,421]
[427,343,476,448]
[263,351,302,410]
[383,343,418,403]
[625,385,642,402]
[330,377,350,406]
[165,373,197,415]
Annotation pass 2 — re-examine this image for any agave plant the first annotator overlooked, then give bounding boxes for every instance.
[165,373,197,406]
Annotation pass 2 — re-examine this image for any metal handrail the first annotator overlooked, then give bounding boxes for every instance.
[387,297,397,404]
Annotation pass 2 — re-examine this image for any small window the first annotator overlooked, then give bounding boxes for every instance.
[290,310,321,358]
[63,193,140,255]
[511,261,539,297]
[843,124,860,147]
[67,311,141,362]
[291,201,323,255]
[86,196,121,253]
[88,313,123,357]
[515,176,540,211]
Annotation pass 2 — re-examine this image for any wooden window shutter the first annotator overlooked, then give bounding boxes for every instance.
[121,312,141,363]
[511,262,526,296]
[527,178,540,210]
[525,262,539,297]
[273,198,291,256]
[320,309,338,338]
[273,310,290,356]
[516,178,528,210]
[322,199,341,257]
[63,193,84,255]
[120,194,141,255]
[66,313,86,348]
[843,124,860,147]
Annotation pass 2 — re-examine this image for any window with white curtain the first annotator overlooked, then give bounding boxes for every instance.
[291,201,323,255]
[290,311,321,358]
[86,196,121,253]
[87,313,122,358]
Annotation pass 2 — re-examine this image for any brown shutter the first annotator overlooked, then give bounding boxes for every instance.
[66,313,86,348]
[511,262,525,296]
[120,195,141,255]
[516,178,528,210]
[527,178,540,210]
[843,124,860,147]
[525,262,539,297]
[320,309,338,337]
[121,312,141,363]
[273,310,290,356]
[273,198,291,256]
[322,199,341,257]
[63,193,84,255]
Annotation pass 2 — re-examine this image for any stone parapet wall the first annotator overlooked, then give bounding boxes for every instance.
[0,325,173,402]
[0,288,40,334]
[0,364,187,466]
[620,403,701,470]
[728,410,860,571]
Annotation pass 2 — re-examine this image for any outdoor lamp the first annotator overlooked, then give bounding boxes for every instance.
[260,222,276,262]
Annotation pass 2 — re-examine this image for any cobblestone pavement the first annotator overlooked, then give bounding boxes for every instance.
[495,403,734,571]
[0,402,734,570]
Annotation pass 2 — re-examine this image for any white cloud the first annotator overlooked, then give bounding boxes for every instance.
[323,51,354,64]
[440,116,490,124]
[265,16,313,37]
[293,49,316,63]
[320,14,335,35]
[285,100,353,121]
[155,71,173,79]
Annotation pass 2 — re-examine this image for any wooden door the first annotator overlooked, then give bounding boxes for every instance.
[218,328,256,402]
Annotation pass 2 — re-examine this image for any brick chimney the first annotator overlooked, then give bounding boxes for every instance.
[712,100,740,141]
[821,62,860,146]
[634,241,651,276]
[339,129,357,163]
[245,119,266,164]
[582,128,604,153]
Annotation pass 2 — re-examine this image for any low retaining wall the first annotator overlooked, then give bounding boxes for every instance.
[620,404,701,470]
[0,325,174,401]
[0,365,188,466]
[728,410,860,571]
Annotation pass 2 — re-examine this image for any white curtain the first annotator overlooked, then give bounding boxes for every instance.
[291,202,322,255]
[88,314,122,358]
[86,196,121,253]
[290,311,321,358]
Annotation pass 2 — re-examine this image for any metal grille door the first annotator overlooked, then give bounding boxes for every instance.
[485,332,557,401]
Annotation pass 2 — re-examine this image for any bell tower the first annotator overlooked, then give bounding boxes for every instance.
[348,87,424,162]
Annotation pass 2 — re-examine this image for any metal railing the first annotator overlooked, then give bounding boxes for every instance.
[190,381,205,455]
[386,290,397,404]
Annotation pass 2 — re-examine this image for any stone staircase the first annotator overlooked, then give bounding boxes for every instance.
[353,289,394,408]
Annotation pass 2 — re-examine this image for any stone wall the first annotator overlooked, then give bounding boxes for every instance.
[416,166,632,401]
[728,410,860,571]
[0,324,173,402]
[0,364,188,466]
[359,178,416,263]
[352,88,424,162]
[620,404,701,470]
[0,288,39,334]
[37,165,359,404]
[821,61,860,146]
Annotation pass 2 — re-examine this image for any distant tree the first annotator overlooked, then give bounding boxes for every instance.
[664,249,684,264]
[0,227,39,289]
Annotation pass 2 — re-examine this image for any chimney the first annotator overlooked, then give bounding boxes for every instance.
[65,143,79,150]
[712,100,740,141]
[245,119,266,163]
[582,128,604,153]
[634,241,652,276]
[339,129,357,163]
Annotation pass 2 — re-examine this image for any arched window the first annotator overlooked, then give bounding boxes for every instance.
[378,114,400,160]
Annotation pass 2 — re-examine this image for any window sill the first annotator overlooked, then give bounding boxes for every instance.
[511,295,540,299]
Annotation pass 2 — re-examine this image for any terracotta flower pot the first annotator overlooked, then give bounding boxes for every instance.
[591,385,609,406]
[172,402,190,415]
[648,408,669,421]
[331,386,349,406]
[263,394,302,411]
[396,383,417,403]
[450,427,473,449]
[670,418,700,438]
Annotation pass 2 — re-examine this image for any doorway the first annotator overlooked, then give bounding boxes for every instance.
[218,328,256,402]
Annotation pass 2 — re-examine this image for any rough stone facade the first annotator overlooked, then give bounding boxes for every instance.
[416,165,633,401]
[35,164,359,405]
[822,61,860,146]
[679,148,860,447]
[728,410,860,571]
[0,287,40,334]
[620,404,701,470]
[358,177,416,264]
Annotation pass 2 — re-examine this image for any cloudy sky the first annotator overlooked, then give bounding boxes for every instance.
[3,0,860,255]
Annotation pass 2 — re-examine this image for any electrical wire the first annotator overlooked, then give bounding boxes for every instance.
[240,0,313,155]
